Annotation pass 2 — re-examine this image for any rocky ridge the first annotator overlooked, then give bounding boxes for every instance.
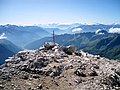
[0,42,120,90]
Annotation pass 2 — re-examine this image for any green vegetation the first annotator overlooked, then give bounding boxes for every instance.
[25,33,120,60]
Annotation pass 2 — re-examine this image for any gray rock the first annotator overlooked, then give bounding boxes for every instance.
[74,63,98,77]
[30,58,49,69]
[0,73,11,80]
[74,78,82,84]
[0,42,120,90]
[109,73,120,86]
[0,84,4,89]
[45,65,64,77]
[62,45,77,55]
[32,74,40,79]
[20,71,29,80]
[44,42,56,50]
[115,69,120,76]
[89,70,98,76]
[75,51,82,56]
[37,84,42,89]
[74,69,86,77]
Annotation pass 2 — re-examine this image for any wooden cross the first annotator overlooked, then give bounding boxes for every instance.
[52,30,55,44]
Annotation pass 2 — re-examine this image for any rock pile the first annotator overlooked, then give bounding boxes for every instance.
[0,42,120,90]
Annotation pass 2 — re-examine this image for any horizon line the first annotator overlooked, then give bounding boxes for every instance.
[0,22,120,26]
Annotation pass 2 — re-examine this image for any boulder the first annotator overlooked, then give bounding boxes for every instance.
[89,70,98,76]
[62,45,77,55]
[45,65,64,77]
[108,73,120,86]
[44,42,56,50]
[0,84,4,89]
[74,69,86,77]
[0,73,11,80]
[30,58,49,69]
[36,84,43,89]
[115,69,120,76]
[74,63,98,77]
[20,71,29,80]
[75,51,82,56]
[32,74,40,79]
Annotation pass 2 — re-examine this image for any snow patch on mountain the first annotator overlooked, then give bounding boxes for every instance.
[72,28,82,32]
[96,29,108,35]
[0,33,7,39]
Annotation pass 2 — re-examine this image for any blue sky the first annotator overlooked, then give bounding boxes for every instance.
[0,0,120,25]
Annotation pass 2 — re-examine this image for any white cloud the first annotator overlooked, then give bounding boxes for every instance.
[109,28,120,33]
[72,28,82,32]
[0,33,7,39]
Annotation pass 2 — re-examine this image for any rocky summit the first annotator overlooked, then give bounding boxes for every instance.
[0,42,120,90]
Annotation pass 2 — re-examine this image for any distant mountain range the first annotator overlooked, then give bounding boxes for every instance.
[39,23,120,34]
[0,24,50,47]
[68,24,120,34]
[37,23,81,30]
[0,24,120,47]
[0,39,22,64]
[25,32,120,60]
[44,28,66,35]
[0,23,120,61]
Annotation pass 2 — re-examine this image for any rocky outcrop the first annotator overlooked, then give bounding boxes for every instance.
[0,42,120,90]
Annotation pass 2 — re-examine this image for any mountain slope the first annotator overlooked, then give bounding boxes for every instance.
[44,28,66,35]
[25,37,52,50]
[84,35,120,59]
[0,39,22,64]
[0,24,120,47]
[25,33,120,60]
[0,24,50,47]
